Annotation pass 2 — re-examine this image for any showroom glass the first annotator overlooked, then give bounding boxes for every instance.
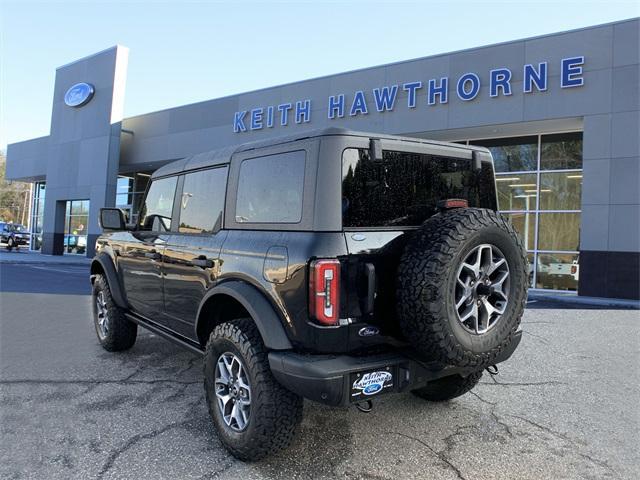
[117,172,152,224]
[473,136,538,172]
[64,199,89,255]
[540,133,583,170]
[496,173,537,211]
[139,177,178,231]
[30,182,46,250]
[236,151,306,224]
[178,167,228,233]
[467,132,582,291]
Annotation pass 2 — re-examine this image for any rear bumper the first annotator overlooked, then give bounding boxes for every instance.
[269,331,522,406]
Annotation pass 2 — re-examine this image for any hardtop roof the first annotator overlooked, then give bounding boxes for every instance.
[151,128,489,179]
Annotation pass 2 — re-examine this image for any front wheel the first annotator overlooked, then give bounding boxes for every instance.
[6,238,14,251]
[204,318,303,461]
[91,274,137,351]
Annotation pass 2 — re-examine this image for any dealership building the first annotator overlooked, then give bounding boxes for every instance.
[5,18,639,299]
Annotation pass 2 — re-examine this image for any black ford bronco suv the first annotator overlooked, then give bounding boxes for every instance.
[91,128,527,460]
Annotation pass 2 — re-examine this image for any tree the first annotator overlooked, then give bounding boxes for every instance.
[0,151,32,225]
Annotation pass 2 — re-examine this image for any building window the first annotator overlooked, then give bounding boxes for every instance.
[64,200,89,255]
[30,182,46,251]
[116,172,151,224]
[469,132,583,292]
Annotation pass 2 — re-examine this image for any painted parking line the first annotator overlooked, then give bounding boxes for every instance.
[24,265,89,275]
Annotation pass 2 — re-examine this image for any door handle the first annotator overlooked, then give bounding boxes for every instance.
[145,251,162,260]
[191,256,214,269]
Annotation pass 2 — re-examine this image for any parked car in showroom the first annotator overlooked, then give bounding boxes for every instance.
[0,222,30,251]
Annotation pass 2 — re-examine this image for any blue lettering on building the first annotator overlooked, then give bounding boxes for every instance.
[278,103,292,126]
[266,106,275,128]
[250,108,263,130]
[233,56,585,132]
[328,94,345,118]
[428,77,448,105]
[457,73,480,101]
[561,56,585,88]
[490,69,512,97]
[373,85,398,112]
[350,90,368,116]
[403,81,422,108]
[295,100,311,123]
[524,62,548,93]
[233,111,247,133]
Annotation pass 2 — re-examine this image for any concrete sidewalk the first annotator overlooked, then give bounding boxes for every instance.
[0,249,91,266]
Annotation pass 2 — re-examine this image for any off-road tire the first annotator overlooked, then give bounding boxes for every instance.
[397,208,527,367]
[91,274,137,351]
[204,318,303,461]
[412,371,483,402]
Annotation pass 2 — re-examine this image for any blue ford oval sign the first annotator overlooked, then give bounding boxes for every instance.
[64,83,95,107]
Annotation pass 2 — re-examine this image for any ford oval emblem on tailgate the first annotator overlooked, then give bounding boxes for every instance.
[358,326,380,337]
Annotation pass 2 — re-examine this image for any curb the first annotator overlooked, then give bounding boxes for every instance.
[0,261,91,267]
[527,291,640,309]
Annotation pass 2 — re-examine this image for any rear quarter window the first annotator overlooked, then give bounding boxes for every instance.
[235,151,306,224]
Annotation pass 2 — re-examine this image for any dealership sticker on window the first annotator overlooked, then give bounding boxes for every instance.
[351,370,393,398]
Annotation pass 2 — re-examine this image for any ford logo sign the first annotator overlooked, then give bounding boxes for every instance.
[64,82,95,107]
[358,326,380,337]
[363,383,383,395]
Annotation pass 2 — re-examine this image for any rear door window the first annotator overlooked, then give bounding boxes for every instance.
[178,167,228,234]
[235,151,305,224]
[342,148,495,228]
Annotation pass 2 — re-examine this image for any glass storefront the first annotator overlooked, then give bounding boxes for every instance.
[467,132,583,291]
[116,172,151,224]
[30,182,46,250]
[64,200,89,254]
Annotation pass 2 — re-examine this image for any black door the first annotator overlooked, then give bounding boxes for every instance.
[162,166,228,340]
[118,175,178,318]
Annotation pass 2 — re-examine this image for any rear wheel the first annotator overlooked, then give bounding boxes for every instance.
[204,318,303,461]
[6,238,14,251]
[397,208,527,368]
[412,371,483,402]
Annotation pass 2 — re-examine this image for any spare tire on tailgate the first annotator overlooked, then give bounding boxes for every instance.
[396,208,527,368]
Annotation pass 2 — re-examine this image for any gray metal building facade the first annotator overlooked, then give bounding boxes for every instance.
[5,19,639,299]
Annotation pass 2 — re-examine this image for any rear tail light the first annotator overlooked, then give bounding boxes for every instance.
[309,259,341,326]
[571,265,577,275]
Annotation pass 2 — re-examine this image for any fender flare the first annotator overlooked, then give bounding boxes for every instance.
[196,281,293,350]
[90,254,128,309]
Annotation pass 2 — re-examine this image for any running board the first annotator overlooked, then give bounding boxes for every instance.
[125,313,205,356]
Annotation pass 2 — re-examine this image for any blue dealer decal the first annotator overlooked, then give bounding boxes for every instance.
[352,371,392,396]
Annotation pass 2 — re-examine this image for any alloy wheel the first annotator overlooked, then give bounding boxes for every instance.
[215,352,251,431]
[454,243,510,334]
[95,291,109,339]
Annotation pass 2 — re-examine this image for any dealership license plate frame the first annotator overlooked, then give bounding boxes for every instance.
[349,366,396,402]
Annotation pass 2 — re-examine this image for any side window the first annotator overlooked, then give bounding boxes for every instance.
[178,167,228,234]
[138,177,178,231]
[235,151,305,224]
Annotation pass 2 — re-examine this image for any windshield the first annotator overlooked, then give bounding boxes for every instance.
[342,148,496,228]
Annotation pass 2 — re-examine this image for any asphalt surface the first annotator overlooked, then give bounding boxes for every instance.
[0,262,638,480]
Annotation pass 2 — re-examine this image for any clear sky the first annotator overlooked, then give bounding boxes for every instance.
[1,0,638,150]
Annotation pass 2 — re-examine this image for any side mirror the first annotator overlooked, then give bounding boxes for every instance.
[99,208,127,231]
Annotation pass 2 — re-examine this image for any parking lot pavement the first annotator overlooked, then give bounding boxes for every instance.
[1,263,638,480]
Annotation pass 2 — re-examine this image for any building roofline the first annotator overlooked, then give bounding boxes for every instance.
[55,44,128,70]
[123,17,638,122]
